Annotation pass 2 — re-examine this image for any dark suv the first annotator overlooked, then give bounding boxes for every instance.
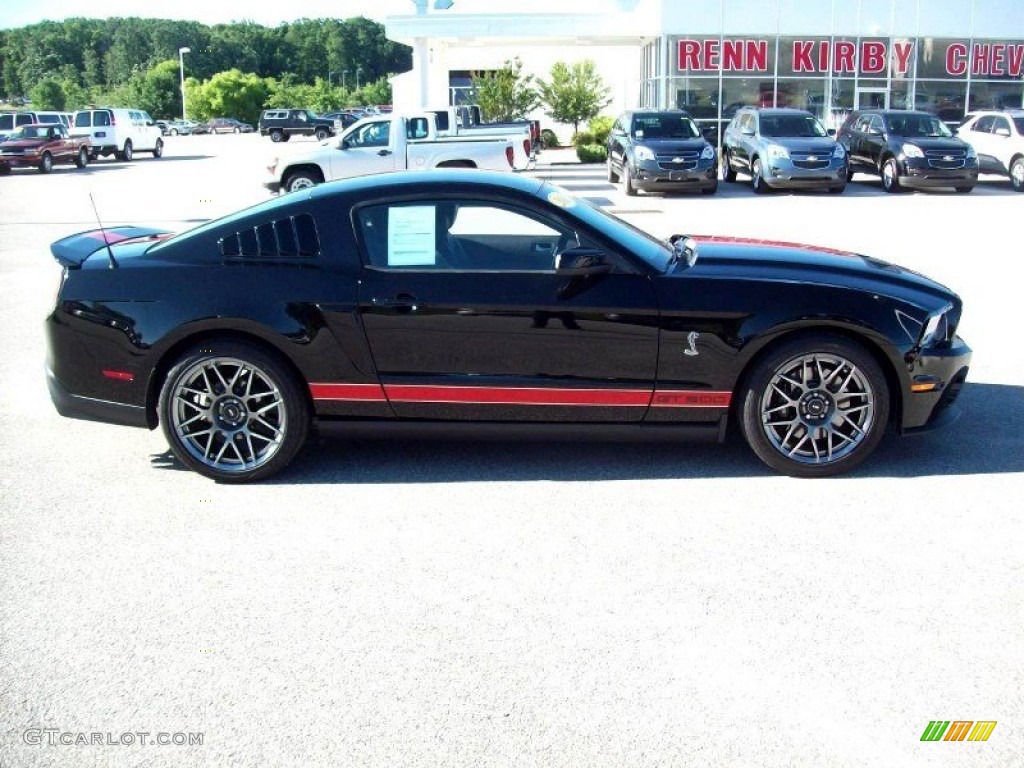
[721,107,847,193]
[837,110,978,193]
[258,109,341,143]
[606,110,718,196]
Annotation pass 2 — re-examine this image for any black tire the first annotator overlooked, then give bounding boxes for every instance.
[74,146,88,169]
[152,138,164,158]
[315,128,329,141]
[739,334,890,478]
[283,169,321,193]
[270,129,284,143]
[751,157,769,194]
[606,158,619,183]
[38,151,53,173]
[623,162,637,196]
[881,157,901,193]
[1011,157,1024,192]
[845,165,855,183]
[954,185,974,193]
[701,180,718,195]
[0,165,11,175]
[721,149,737,182]
[170,128,179,136]
[158,341,309,483]
[281,134,291,142]
[117,140,133,162]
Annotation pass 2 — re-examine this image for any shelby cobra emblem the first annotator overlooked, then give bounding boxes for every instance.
[684,331,700,356]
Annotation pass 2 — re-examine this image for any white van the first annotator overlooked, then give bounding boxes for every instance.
[71,107,164,161]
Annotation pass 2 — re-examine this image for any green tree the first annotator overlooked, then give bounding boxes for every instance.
[354,76,392,108]
[471,57,539,121]
[132,59,182,119]
[191,69,270,124]
[30,77,66,109]
[538,60,611,133]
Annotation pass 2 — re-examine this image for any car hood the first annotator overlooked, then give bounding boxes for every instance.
[0,138,46,150]
[764,136,837,153]
[637,138,708,153]
[681,235,956,304]
[891,136,968,151]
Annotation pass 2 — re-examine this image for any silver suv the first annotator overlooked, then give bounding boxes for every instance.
[721,107,848,194]
[957,110,1024,192]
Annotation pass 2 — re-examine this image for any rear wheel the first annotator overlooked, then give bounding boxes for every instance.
[270,129,284,143]
[1012,157,1024,192]
[881,158,901,193]
[74,146,88,169]
[38,151,53,173]
[606,158,619,183]
[0,165,11,175]
[315,127,329,141]
[159,341,309,482]
[740,334,889,477]
[170,128,179,136]
[234,127,241,134]
[116,140,133,162]
[721,149,737,182]
[152,138,164,158]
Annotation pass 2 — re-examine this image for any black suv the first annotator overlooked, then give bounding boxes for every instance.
[606,110,718,195]
[837,110,979,193]
[258,109,340,143]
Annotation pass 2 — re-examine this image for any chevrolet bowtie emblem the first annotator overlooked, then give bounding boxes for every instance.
[672,157,684,163]
[807,155,818,161]
[943,155,954,161]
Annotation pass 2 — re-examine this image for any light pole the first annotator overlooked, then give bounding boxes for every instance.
[178,47,191,121]
[355,67,363,91]
[342,70,348,89]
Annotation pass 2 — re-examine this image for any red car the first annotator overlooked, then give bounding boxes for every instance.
[0,123,91,174]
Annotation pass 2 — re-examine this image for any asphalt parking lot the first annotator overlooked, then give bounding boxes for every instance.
[1,133,1022,767]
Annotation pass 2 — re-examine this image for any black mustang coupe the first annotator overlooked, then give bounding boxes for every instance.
[45,171,970,482]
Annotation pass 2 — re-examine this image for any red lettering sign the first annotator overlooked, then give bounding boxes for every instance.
[862,41,886,74]
[946,42,968,75]
[893,41,914,75]
[834,41,856,73]
[991,43,1006,76]
[703,39,720,69]
[793,41,815,72]
[818,40,831,71]
[972,43,991,75]
[679,39,700,70]
[722,39,744,70]
[1009,44,1024,77]
[746,40,768,71]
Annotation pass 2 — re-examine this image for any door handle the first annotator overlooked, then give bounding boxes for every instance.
[377,293,419,311]
[377,149,392,156]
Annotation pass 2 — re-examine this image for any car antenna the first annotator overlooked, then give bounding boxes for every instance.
[88,192,119,269]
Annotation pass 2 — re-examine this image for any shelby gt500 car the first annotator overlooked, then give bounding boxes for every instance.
[45,171,970,481]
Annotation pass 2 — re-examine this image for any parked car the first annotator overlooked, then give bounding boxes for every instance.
[191,121,211,135]
[155,120,170,136]
[1,110,72,140]
[265,113,523,194]
[166,119,198,136]
[45,170,971,482]
[0,123,91,174]
[258,109,341,142]
[606,109,718,196]
[837,109,979,193]
[318,111,361,131]
[70,107,164,161]
[205,117,254,134]
[721,107,848,193]
[956,110,1024,192]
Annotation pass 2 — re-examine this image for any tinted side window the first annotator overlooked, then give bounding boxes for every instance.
[974,115,995,133]
[95,111,111,127]
[868,115,884,134]
[992,117,1011,134]
[16,114,33,126]
[74,111,91,127]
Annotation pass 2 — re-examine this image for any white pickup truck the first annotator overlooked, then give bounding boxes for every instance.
[265,113,525,194]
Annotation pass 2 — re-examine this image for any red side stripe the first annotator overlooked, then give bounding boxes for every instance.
[383,385,651,406]
[102,369,135,382]
[309,383,387,401]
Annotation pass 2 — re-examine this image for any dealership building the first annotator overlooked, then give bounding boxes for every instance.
[385,0,1024,139]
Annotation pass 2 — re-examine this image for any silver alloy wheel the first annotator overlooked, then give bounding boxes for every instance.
[759,352,875,465]
[1012,159,1024,190]
[288,175,316,191]
[883,159,897,191]
[170,357,287,474]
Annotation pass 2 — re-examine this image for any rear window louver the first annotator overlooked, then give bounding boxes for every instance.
[218,213,320,258]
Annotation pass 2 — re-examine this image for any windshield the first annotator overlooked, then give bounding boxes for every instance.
[886,114,952,137]
[632,114,701,139]
[8,126,53,139]
[540,183,673,273]
[761,115,827,137]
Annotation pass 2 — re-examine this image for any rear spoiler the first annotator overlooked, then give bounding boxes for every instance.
[50,226,171,268]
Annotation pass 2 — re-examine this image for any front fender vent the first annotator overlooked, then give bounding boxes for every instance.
[219,213,320,259]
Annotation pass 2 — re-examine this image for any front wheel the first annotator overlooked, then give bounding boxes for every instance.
[606,158,619,183]
[170,128,179,136]
[158,341,309,482]
[881,158,901,193]
[38,151,53,173]
[623,162,637,196]
[75,146,88,169]
[283,170,320,193]
[1011,157,1024,192]
[234,127,241,134]
[721,149,737,182]
[739,334,889,477]
[751,157,769,193]
[152,138,164,158]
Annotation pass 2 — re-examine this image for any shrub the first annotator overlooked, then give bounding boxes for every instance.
[588,115,614,147]
[575,143,607,163]
[540,128,560,148]
[572,130,596,148]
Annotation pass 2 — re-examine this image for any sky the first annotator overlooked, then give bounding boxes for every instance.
[0,0,589,30]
